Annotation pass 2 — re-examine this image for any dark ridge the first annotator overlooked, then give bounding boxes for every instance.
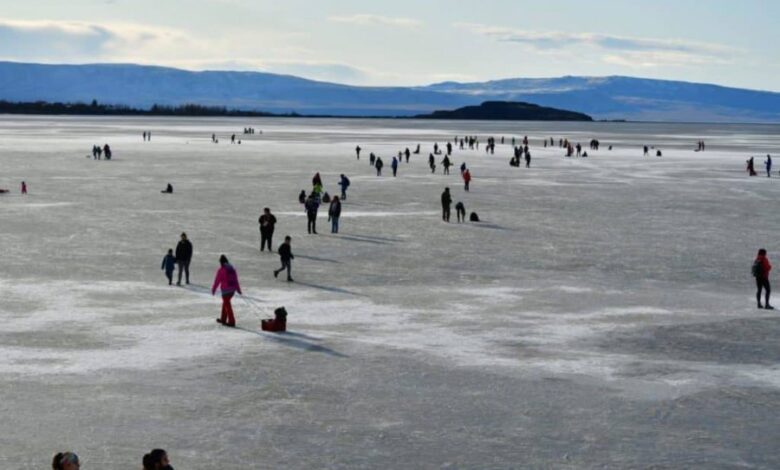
[414,101,593,121]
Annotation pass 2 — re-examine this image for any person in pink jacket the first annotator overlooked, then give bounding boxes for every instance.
[212,254,242,327]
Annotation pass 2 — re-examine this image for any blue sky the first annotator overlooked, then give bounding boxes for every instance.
[0,0,778,90]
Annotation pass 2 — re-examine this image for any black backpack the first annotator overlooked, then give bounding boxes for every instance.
[752,259,763,278]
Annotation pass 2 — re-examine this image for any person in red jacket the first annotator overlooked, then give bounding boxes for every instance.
[212,254,243,326]
[463,168,471,191]
[754,248,773,309]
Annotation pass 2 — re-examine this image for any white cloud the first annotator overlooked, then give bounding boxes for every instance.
[328,14,422,28]
[455,22,738,67]
[0,18,196,62]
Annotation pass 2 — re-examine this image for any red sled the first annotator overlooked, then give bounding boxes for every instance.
[261,307,287,332]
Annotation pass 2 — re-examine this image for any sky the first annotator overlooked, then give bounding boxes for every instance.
[0,0,778,91]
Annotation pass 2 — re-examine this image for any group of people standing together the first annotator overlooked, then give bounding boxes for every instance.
[90,144,112,160]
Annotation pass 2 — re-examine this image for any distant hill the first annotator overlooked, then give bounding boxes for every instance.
[416,101,592,121]
[0,62,779,122]
[420,76,780,123]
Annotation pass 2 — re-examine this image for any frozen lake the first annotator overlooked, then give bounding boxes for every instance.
[2,116,780,468]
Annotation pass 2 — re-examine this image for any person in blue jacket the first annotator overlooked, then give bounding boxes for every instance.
[391,156,399,177]
[161,248,176,285]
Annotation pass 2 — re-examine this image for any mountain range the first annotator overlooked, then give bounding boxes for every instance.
[0,62,778,122]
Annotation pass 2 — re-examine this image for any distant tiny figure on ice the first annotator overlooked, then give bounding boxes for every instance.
[161,183,173,194]
[338,174,350,200]
[212,254,242,327]
[375,157,384,176]
[463,168,471,191]
[455,201,466,223]
[21,181,27,194]
[441,187,452,222]
[765,155,772,177]
[305,193,320,234]
[753,248,773,310]
[747,157,757,176]
[328,195,341,233]
[355,145,361,160]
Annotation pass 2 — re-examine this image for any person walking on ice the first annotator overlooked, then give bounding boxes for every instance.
[274,236,294,282]
[20,181,27,195]
[212,254,242,327]
[441,187,452,222]
[766,155,772,177]
[161,248,176,285]
[175,232,193,285]
[753,248,774,309]
[329,195,342,233]
[463,168,471,191]
[338,174,350,200]
[355,145,361,160]
[391,156,399,177]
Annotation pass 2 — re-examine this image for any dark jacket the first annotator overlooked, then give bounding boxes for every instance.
[278,243,294,262]
[305,197,320,214]
[175,239,193,262]
[441,190,452,206]
[161,254,176,273]
[259,214,277,233]
[329,200,342,218]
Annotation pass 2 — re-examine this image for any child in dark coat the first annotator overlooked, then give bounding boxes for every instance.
[161,249,176,285]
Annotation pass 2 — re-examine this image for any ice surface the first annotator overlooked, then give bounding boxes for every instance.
[2,116,780,468]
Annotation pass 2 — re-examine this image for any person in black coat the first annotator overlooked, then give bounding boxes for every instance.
[175,232,193,285]
[274,236,294,282]
[259,207,277,252]
[441,188,452,222]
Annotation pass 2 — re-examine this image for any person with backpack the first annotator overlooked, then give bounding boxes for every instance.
[212,254,242,327]
[274,236,294,282]
[258,207,277,252]
[338,174,350,200]
[753,249,774,309]
[305,193,319,234]
[328,195,342,233]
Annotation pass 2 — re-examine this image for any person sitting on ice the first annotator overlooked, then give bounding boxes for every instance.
[298,189,306,204]
[469,212,480,222]
[161,183,173,194]
[262,306,288,332]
